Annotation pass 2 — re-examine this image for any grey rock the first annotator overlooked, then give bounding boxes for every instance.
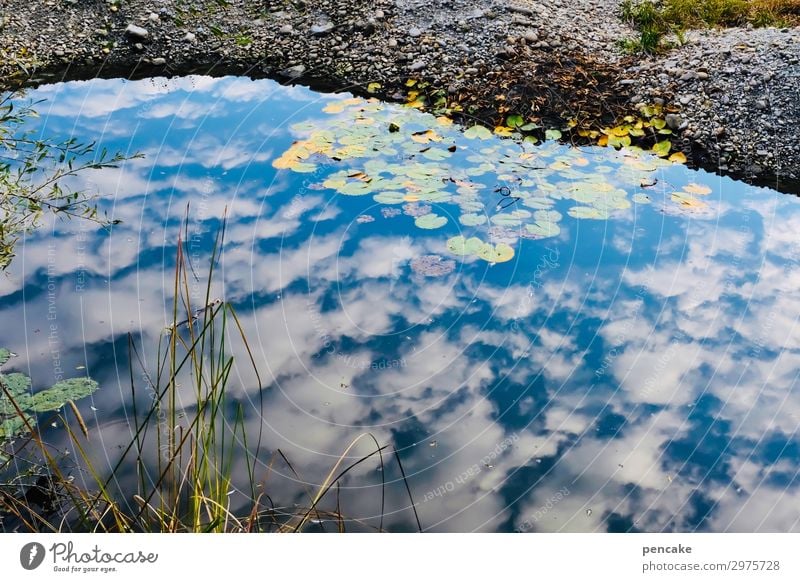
[279,24,293,35]
[409,60,426,71]
[125,24,149,40]
[151,57,167,66]
[665,113,683,130]
[311,23,334,36]
[183,32,196,42]
[409,27,422,38]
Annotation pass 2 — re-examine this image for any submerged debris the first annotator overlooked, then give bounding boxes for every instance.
[410,255,456,277]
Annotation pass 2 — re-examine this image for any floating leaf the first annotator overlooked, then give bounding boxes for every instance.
[525,222,560,238]
[534,210,562,223]
[651,118,667,130]
[671,192,707,209]
[411,130,442,144]
[373,191,406,204]
[568,206,610,219]
[683,183,711,196]
[30,378,99,413]
[652,141,671,157]
[494,126,514,137]
[545,129,562,141]
[632,193,652,204]
[460,213,487,226]
[464,125,493,140]
[447,236,484,256]
[607,135,632,148]
[367,82,382,93]
[421,148,451,161]
[415,214,448,229]
[668,151,688,164]
[477,243,515,263]
[506,115,525,128]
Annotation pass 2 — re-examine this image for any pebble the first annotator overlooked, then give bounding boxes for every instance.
[409,27,421,38]
[310,23,334,36]
[124,24,148,40]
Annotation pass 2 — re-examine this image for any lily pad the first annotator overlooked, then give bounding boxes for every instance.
[415,214,448,229]
[446,236,484,256]
[373,191,406,204]
[1,355,100,439]
[477,243,515,263]
[545,129,562,141]
[459,213,487,226]
[525,222,561,238]
[463,125,493,140]
[568,206,610,220]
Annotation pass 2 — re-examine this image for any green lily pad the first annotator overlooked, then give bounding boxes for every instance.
[421,148,452,161]
[415,214,448,229]
[373,191,406,204]
[525,222,561,238]
[464,125,493,140]
[446,236,484,256]
[545,129,562,141]
[506,114,525,128]
[568,206,610,220]
[30,378,99,412]
[460,213,487,226]
[477,243,515,263]
[534,210,562,223]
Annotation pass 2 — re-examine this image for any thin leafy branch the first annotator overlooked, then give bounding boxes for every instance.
[0,91,142,269]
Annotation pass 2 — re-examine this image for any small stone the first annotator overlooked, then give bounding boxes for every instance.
[374,9,385,19]
[387,38,398,47]
[409,60,426,72]
[409,27,422,37]
[151,57,167,66]
[148,12,159,23]
[310,23,334,36]
[183,32,196,42]
[280,24,293,34]
[696,71,709,80]
[125,24,149,40]
[665,113,682,130]
[756,99,768,110]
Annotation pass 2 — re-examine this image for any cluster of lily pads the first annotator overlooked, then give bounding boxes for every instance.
[272,96,713,264]
[0,348,98,440]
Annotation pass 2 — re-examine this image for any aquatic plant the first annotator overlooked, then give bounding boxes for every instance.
[0,349,98,440]
[272,96,709,265]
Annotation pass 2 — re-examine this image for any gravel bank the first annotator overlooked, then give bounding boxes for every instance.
[1,0,798,190]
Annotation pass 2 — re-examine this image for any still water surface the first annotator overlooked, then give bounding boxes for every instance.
[2,75,800,532]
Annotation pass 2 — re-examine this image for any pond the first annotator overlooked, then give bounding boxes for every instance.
[2,75,800,532]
